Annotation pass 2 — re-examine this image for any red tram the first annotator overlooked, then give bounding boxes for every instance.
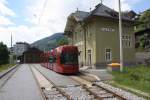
[41,45,79,74]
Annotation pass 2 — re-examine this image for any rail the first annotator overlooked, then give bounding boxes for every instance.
[70,75,127,100]
[76,73,127,99]
[0,64,19,79]
[29,65,48,100]
[0,64,19,89]
[33,65,72,100]
[93,83,126,100]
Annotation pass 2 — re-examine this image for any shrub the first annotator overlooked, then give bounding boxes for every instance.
[0,42,9,65]
[111,65,150,93]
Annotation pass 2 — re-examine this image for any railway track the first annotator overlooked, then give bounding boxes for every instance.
[31,65,72,100]
[0,65,19,89]
[70,75,145,100]
[32,65,124,100]
[69,75,126,100]
[31,64,145,100]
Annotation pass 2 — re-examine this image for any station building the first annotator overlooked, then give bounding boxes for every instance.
[13,42,30,56]
[65,4,136,69]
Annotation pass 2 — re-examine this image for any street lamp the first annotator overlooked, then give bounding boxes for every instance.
[118,0,123,72]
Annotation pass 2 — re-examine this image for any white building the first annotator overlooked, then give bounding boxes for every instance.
[13,42,30,56]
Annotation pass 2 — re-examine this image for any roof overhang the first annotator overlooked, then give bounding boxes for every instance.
[64,13,79,37]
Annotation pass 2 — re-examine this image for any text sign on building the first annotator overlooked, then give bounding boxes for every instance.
[75,41,84,46]
[101,28,115,32]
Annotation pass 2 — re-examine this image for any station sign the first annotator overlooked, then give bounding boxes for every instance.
[101,27,115,32]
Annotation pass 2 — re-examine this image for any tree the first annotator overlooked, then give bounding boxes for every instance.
[0,42,9,65]
[56,38,68,46]
[137,9,150,30]
[140,34,150,49]
[135,9,150,50]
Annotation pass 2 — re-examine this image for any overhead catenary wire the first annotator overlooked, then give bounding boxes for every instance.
[38,0,48,23]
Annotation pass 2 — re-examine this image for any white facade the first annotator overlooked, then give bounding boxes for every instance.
[13,42,30,56]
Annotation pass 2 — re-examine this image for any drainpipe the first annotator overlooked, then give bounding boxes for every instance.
[71,32,73,45]
[79,22,87,66]
[24,54,25,63]
[83,25,87,66]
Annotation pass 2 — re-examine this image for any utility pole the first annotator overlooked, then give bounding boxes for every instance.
[118,0,123,72]
[10,34,13,64]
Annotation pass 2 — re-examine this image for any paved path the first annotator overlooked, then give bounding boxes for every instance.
[81,69,113,81]
[0,64,43,100]
[34,64,79,87]
[0,66,18,89]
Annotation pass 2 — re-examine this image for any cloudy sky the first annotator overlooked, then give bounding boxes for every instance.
[0,0,149,47]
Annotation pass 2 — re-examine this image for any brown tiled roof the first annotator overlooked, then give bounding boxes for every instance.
[88,4,134,21]
[65,3,135,33]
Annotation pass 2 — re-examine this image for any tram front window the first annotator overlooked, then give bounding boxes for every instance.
[60,53,78,65]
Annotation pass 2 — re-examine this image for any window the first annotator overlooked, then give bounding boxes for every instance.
[60,52,78,65]
[87,50,92,66]
[49,56,56,63]
[122,35,132,48]
[105,49,112,62]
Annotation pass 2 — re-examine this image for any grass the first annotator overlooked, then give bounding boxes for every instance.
[0,64,15,72]
[111,65,150,94]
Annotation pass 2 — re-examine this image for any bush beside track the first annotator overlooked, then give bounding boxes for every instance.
[109,65,150,99]
[0,64,16,72]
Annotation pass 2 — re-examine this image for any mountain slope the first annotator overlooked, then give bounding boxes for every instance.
[31,33,65,51]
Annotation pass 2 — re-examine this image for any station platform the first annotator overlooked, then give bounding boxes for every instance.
[34,64,79,87]
[80,67,113,81]
[0,64,43,100]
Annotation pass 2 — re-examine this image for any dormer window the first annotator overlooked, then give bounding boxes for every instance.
[105,10,118,17]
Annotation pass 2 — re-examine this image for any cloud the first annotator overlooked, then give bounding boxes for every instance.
[0,0,16,16]
[104,0,142,11]
[0,0,16,26]
[0,25,53,47]
[25,0,141,28]
[0,0,143,47]
[24,0,101,39]
[0,15,14,26]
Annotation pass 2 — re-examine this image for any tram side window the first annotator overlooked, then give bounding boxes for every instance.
[60,53,78,65]
[53,56,56,63]
[60,54,64,64]
[49,56,56,63]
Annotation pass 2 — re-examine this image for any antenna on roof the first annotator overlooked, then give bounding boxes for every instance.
[77,8,79,12]
[100,0,103,4]
[89,0,92,12]
[11,33,12,48]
